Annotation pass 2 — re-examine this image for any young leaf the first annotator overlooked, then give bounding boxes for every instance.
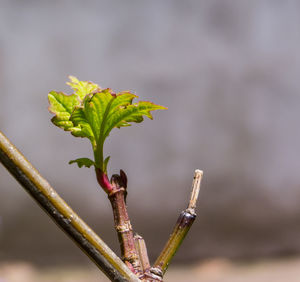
[67,76,100,100]
[48,91,80,131]
[48,77,100,133]
[48,77,167,175]
[69,158,95,168]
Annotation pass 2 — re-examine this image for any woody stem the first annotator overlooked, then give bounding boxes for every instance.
[108,175,142,275]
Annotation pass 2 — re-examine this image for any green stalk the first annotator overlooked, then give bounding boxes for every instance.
[151,170,203,278]
[94,140,104,170]
[96,96,115,172]
[0,130,140,282]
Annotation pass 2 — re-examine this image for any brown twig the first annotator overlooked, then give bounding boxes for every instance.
[150,169,203,278]
[108,172,142,275]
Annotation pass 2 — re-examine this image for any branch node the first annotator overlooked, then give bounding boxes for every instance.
[115,222,133,233]
[149,267,163,279]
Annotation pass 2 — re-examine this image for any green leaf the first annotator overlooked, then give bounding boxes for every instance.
[67,76,100,100]
[105,101,166,137]
[69,104,96,145]
[48,76,167,173]
[48,91,80,131]
[69,158,95,168]
[48,77,100,138]
[103,156,110,172]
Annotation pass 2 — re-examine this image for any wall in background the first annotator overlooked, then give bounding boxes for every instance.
[1,0,300,264]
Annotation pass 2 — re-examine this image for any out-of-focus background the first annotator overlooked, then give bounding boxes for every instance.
[1,1,300,281]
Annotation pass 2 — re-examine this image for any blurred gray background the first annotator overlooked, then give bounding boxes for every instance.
[1,0,300,267]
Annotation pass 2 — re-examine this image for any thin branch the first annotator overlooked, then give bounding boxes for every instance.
[0,130,140,282]
[151,169,203,278]
[134,234,151,280]
[134,234,163,282]
[187,169,203,213]
[134,234,150,274]
[109,174,142,276]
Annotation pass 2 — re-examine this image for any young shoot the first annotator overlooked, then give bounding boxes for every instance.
[48,76,166,193]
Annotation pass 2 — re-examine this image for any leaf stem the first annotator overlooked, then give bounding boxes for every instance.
[96,95,115,171]
[0,130,140,282]
[94,141,104,170]
[150,170,203,278]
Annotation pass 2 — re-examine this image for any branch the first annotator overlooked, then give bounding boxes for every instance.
[0,130,140,282]
[108,173,142,276]
[150,169,203,278]
[134,234,150,274]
